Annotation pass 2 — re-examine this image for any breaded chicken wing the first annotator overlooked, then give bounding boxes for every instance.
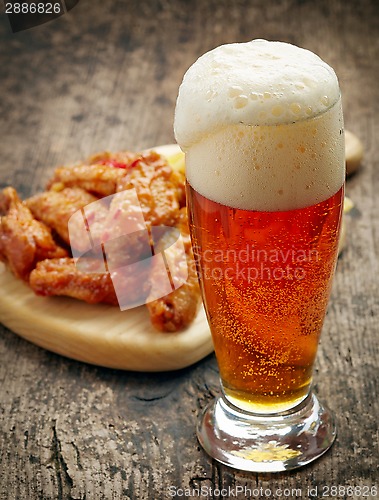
[26,187,99,245]
[146,208,201,332]
[0,187,67,281]
[116,151,186,227]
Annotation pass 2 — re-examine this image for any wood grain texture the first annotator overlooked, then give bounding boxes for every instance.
[0,0,378,498]
[0,262,212,372]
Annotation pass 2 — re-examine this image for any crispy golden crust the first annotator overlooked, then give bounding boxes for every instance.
[29,257,119,305]
[26,187,98,245]
[116,151,186,227]
[0,187,67,281]
[146,208,201,332]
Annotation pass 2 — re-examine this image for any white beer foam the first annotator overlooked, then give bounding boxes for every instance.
[175,40,340,148]
[174,40,345,211]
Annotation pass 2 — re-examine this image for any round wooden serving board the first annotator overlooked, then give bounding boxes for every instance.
[0,144,213,372]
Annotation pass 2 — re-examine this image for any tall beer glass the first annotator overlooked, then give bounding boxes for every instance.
[174,40,345,472]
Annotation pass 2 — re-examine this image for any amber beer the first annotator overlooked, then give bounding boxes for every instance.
[188,184,343,413]
[175,39,344,470]
[182,90,345,414]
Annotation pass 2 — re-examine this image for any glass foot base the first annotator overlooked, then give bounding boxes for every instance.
[197,392,336,472]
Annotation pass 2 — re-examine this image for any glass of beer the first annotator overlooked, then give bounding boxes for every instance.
[174,40,344,472]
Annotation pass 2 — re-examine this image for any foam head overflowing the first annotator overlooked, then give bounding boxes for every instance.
[174,39,345,211]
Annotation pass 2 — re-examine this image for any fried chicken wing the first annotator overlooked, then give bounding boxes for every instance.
[146,208,201,332]
[29,258,118,305]
[2,148,201,333]
[116,151,186,227]
[87,150,138,168]
[0,187,67,281]
[29,257,152,308]
[47,151,139,197]
[26,187,99,245]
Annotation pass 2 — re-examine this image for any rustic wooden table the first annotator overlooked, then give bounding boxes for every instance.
[0,1,378,498]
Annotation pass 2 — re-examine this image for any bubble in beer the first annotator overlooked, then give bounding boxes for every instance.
[290,103,302,115]
[234,95,249,109]
[228,85,244,98]
[271,105,284,117]
[321,96,330,106]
